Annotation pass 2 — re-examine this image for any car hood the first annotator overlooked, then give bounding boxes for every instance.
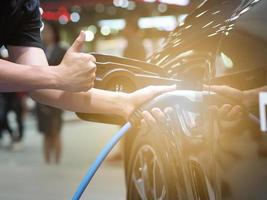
[147,0,259,68]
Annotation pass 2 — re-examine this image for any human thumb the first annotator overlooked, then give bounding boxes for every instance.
[69,31,85,52]
[152,84,177,97]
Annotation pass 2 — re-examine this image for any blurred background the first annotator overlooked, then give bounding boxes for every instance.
[39,0,197,57]
[0,0,202,199]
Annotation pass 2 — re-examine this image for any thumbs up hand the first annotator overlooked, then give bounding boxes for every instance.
[56,31,97,92]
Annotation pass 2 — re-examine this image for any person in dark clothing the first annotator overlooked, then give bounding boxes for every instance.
[0,94,13,142]
[36,22,66,164]
[0,54,25,149]
[2,93,25,143]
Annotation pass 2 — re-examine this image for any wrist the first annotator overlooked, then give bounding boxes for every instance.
[48,65,64,90]
[28,65,60,90]
[117,92,134,120]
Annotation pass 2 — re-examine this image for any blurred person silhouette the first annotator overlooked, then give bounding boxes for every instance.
[123,19,146,61]
[36,22,66,164]
[0,94,13,147]
[2,92,25,151]
[0,52,25,150]
[0,53,12,146]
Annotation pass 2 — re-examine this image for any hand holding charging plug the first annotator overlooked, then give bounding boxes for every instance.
[124,84,177,120]
[56,31,96,92]
[204,85,248,121]
[141,107,174,132]
[72,84,177,200]
[139,84,252,129]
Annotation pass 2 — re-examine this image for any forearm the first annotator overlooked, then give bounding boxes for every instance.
[7,45,171,119]
[80,88,129,117]
[0,59,58,92]
[31,88,129,118]
[9,45,125,117]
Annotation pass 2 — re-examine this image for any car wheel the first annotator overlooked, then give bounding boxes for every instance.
[126,126,186,200]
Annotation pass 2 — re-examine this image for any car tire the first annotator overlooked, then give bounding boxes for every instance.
[125,125,186,200]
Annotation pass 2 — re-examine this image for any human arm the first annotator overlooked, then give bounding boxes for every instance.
[2,32,96,93]
[206,85,264,108]
[138,84,264,128]
[206,84,267,110]
[0,57,59,92]
[8,42,176,119]
[32,86,176,119]
[203,85,267,120]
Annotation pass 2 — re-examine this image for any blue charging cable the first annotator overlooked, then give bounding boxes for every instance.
[72,122,132,200]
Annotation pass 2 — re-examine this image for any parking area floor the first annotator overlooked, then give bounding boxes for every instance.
[0,113,126,200]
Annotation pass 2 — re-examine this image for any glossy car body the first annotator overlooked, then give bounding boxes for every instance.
[78,53,181,124]
[77,0,267,199]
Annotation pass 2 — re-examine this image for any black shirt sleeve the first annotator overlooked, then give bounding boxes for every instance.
[6,0,43,49]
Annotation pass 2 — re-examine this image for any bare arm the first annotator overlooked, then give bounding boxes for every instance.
[8,45,176,119]
[206,85,267,107]
[3,31,96,93]
[7,45,102,112]
[205,84,267,121]
[0,53,58,92]
[32,88,129,118]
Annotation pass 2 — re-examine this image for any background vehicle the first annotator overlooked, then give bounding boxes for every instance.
[77,0,267,199]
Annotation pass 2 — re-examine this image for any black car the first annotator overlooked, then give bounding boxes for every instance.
[77,0,267,199]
